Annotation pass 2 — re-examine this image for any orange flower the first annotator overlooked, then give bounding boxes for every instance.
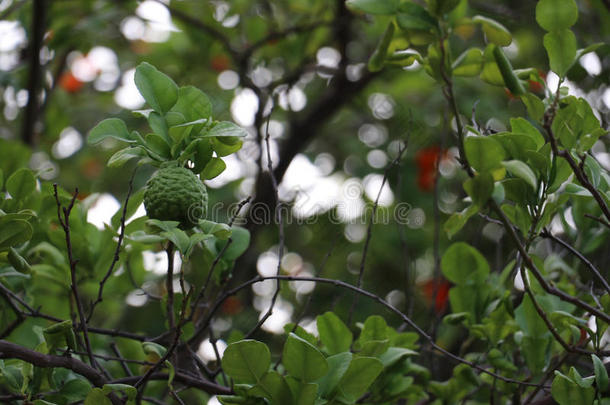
[416,146,447,192]
[59,72,84,93]
[422,278,450,313]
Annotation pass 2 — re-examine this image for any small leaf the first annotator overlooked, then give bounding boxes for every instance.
[452,48,484,77]
[222,340,270,384]
[543,30,577,77]
[521,93,545,121]
[172,86,212,123]
[368,22,395,72]
[84,388,112,405]
[215,226,250,260]
[592,354,608,392]
[502,160,538,190]
[6,168,36,200]
[396,2,438,31]
[493,45,525,95]
[88,118,133,145]
[464,136,506,172]
[144,133,171,159]
[335,357,384,404]
[463,172,494,207]
[201,121,248,139]
[283,333,328,382]
[345,0,398,15]
[134,62,179,114]
[441,242,490,285]
[317,312,353,355]
[107,147,147,168]
[473,15,512,46]
[536,0,578,31]
[201,157,226,180]
[510,118,545,150]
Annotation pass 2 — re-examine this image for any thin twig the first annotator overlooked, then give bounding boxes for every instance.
[53,184,97,369]
[541,229,610,296]
[348,142,408,324]
[110,342,134,376]
[203,275,548,388]
[88,168,137,321]
[244,113,284,338]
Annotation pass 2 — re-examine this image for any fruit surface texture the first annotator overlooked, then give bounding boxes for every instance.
[144,166,208,228]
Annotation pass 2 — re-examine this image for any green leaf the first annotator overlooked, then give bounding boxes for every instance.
[317,312,353,355]
[147,112,170,143]
[510,118,545,150]
[502,160,538,190]
[202,121,248,138]
[359,315,389,343]
[493,45,525,95]
[216,226,251,261]
[248,371,294,405]
[172,86,212,124]
[317,352,352,398]
[452,48,484,76]
[543,30,577,77]
[211,137,243,157]
[345,0,398,15]
[536,0,578,31]
[473,15,512,46]
[144,133,171,159]
[102,384,137,401]
[134,62,179,114]
[428,0,461,15]
[463,172,494,207]
[441,242,490,285]
[378,347,418,367]
[335,357,384,404]
[222,340,270,384]
[551,370,595,405]
[199,219,231,238]
[58,378,91,402]
[88,118,133,145]
[521,94,545,121]
[464,136,506,172]
[283,333,328,382]
[592,354,608,392]
[107,147,148,168]
[6,168,36,200]
[480,44,504,86]
[444,204,478,239]
[0,218,33,251]
[396,2,438,31]
[201,157,226,180]
[368,22,395,72]
[161,228,190,254]
[84,388,112,405]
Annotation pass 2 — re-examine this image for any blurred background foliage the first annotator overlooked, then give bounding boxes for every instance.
[1,0,609,384]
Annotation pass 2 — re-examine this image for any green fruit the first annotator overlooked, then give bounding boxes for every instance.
[143,165,208,228]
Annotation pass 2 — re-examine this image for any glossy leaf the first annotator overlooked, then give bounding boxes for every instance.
[134,62,179,113]
[283,333,328,382]
[473,15,512,46]
[502,160,538,190]
[317,312,352,355]
[335,357,384,404]
[452,48,484,76]
[346,0,399,15]
[543,30,577,77]
[464,136,506,172]
[222,340,270,384]
[88,118,133,145]
[441,242,490,285]
[6,168,36,201]
[201,157,226,180]
[536,0,578,31]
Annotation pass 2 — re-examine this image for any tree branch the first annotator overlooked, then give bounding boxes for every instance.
[21,0,47,146]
